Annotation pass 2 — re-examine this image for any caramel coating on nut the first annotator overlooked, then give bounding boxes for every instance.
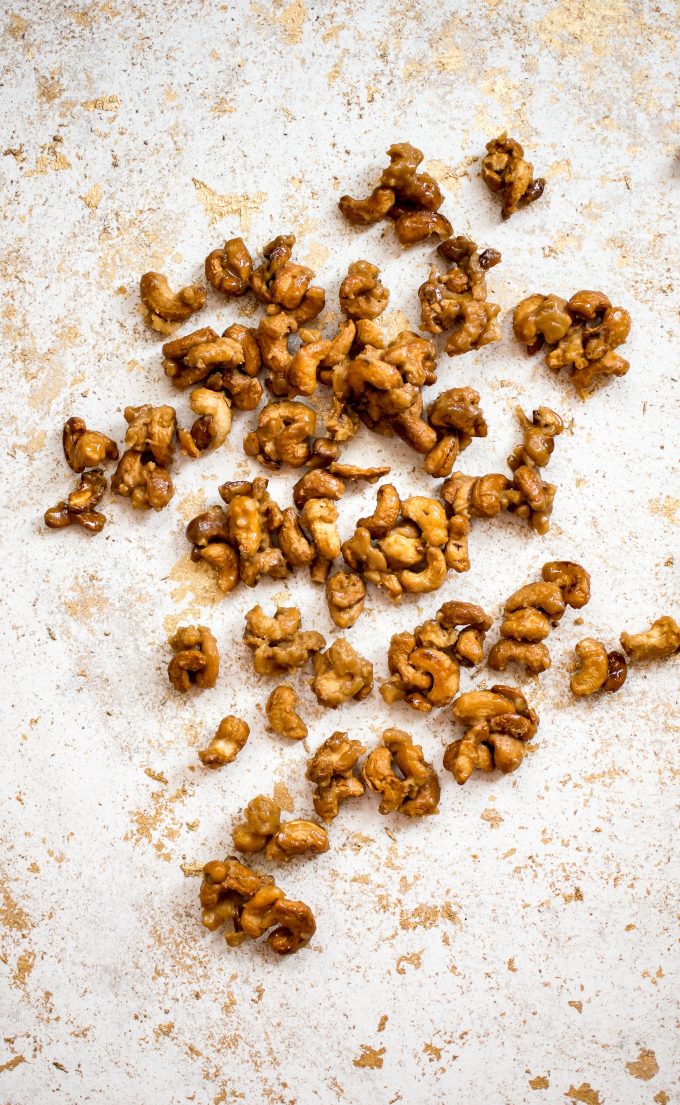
[541,561,590,609]
[419,236,501,356]
[123,404,177,467]
[362,728,439,817]
[244,401,316,469]
[244,605,325,676]
[620,616,680,661]
[44,468,108,534]
[232,796,329,863]
[167,625,219,692]
[488,638,551,674]
[139,271,206,333]
[199,856,315,954]
[513,290,631,397]
[205,237,253,296]
[481,132,545,219]
[266,684,308,741]
[339,185,396,226]
[444,685,539,784]
[63,417,119,473]
[111,450,174,511]
[198,716,250,767]
[325,571,366,629]
[311,638,374,707]
[570,639,627,697]
[339,260,389,320]
[307,732,366,822]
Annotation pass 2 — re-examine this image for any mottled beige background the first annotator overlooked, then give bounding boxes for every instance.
[1,1,678,1103]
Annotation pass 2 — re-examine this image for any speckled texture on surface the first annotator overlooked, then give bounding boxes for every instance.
[1,2,679,1103]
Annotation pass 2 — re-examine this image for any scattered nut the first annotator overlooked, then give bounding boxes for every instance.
[266,684,308,741]
[311,638,374,707]
[44,468,107,534]
[571,639,627,696]
[444,685,539,783]
[419,236,501,356]
[620,616,680,661]
[244,605,325,675]
[244,400,317,468]
[339,260,389,319]
[139,271,206,333]
[307,732,366,822]
[111,450,174,511]
[204,237,253,296]
[325,571,366,628]
[167,625,219,692]
[362,728,439,816]
[232,796,329,863]
[62,417,118,473]
[198,716,250,766]
[481,133,545,218]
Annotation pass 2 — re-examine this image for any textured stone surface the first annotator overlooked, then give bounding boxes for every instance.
[1,2,678,1102]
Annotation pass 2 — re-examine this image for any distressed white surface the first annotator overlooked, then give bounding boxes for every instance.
[1,2,679,1103]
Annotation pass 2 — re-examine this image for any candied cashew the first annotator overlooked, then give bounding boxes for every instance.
[394,211,452,245]
[63,417,119,473]
[307,732,366,822]
[244,400,316,468]
[311,638,374,707]
[325,571,366,628]
[111,450,174,511]
[419,236,501,357]
[199,857,315,954]
[167,625,219,692]
[44,468,107,534]
[339,260,389,320]
[244,604,325,676]
[570,639,627,696]
[481,133,545,219]
[488,639,551,674]
[266,684,308,741]
[180,388,232,453]
[123,404,177,467]
[232,796,329,863]
[541,561,591,608]
[339,185,396,225]
[139,271,206,333]
[293,469,345,508]
[204,237,253,296]
[198,716,250,767]
[444,685,539,784]
[620,616,680,661]
[362,728,439,816]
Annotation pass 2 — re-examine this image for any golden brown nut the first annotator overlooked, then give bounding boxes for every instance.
[198,716,250,767]
[265,820,329,863]
[111,450,174,511]
[123,404,177,467]
[570,639,627,697]
[481,132,545,218]
[232,796,328,863]
[338,185,396,225]
[167,625,219,692]
[488,638,552,674]
[199,856,315,954]
[244,400,316,469]
[394,211,452,245]
[293,469,346,508]
[232,796,282,853]
[244,605,325,676]
[62,417,118,473]
[620,616,680,661]
[204,237,253,296]
[358,483,401,538]
[300,497,341,563]
[362,728,439,816]
[504,582,566,622]
[541,561,591,608]
[266,684,307,741]
[139,271,206,333]
[311,638,374,707]
[512,294,572,348]
[162,326,219,389]
[339,260,389,320]
[419,236,501,356]
[44,468,108,534]
[307,732,366,822]
[325,571,366,629]
[444,685,539,783]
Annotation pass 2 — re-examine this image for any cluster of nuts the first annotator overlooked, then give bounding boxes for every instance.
[513,290,632,397]
[339,142,452,245]
[480,133,545,219]
[380,600,492,711]
[342,484,470,603]
[362,729,440,817]
[570,640,627,697]
[243,605,325,676]
[488,561,590,674]
[199,857,315,954]
[232,796,329,863]
[306,732,366,822]
[167,625,219,693]
[112,403,177,511]
[45,417,119,533]
[444,686,539,784]
[418,236,502,356]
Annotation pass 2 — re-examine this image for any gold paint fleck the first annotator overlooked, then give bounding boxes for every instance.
[654,1093,669,1104]
[177,488,207,523]
[15,429,46,456]
[192,178,266,232]
[26,141,71,176]
[144,768,168,785]
[167,554,222,617]
[529,1075,550,1090]
[274,0,307,45]
[507,957,517,972]
[7,13,28,38]
[327,49,348,85]
[302,242,329,270]
[396,950,423,974]
[1,874,32,932]
[80,183,103,210]
[377,1015,388,1032]
[434,30,463,73]
[37,71,63,103]
[565,1084,602,1105]
[423,1042,442,1061]
[210,98,237,115]
[568,1000,583,1013]
[353,1045,385,1070]
[321,22,346,42]
[272,782,295,813]
[0,1056,26,1073]
[180,863,203,877]
[649,496,679,524]
[13,950,35,989]
[625,1048,659,1081]
[154,1022,174,1039]
[81,95,121,111]
[400,902,459,931]
[481,807,503,828]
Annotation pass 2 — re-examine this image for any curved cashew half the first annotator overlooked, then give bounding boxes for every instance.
[140,272,206,332]
[189,388,232,449]
[570,638,609,696]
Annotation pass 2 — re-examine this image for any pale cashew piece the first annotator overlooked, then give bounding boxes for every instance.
[620,616,680,661]
[189,388,232,449]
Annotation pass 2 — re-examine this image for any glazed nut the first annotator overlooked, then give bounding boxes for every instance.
[232,796,282,854]
[512,294,572,347]
[62,417,119,473]
[111,450,174,511]
[187,389,232,449]
[488,638,551,675]
[265,820,329,863]
[338,185,396,225]
[198,716,250,767]
[266,684,308,741]
[167,625,219,692]
[362,728,439,817]
[306,732,366,822]
[293,469,345,509]
[244,401,316,469]
[44,468,107,534]
[204,237,253,296]
[358,484,401,538]
[604,650,628,692]
[541,561,591,609]
[620,616,680,661]
[123,404,177,467]
[339,260,389,320]
[325,571,366,629]
[244,604,326,676]
[394,210,452,245]
[445,684,539,784]
[504,582,566,622]
[328,462,391,483]
[300,497,342,562]
[569,639,627,696]
[481,132,545,219]
[139,271,206,333]
[311,638,374,707]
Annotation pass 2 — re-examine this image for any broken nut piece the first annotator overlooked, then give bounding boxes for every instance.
[266,684,308,741]
[139,272,206,334]
[62,417,119,473]
[198,715,250,767]
[444,685,539,784]
[167,625,219,692]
